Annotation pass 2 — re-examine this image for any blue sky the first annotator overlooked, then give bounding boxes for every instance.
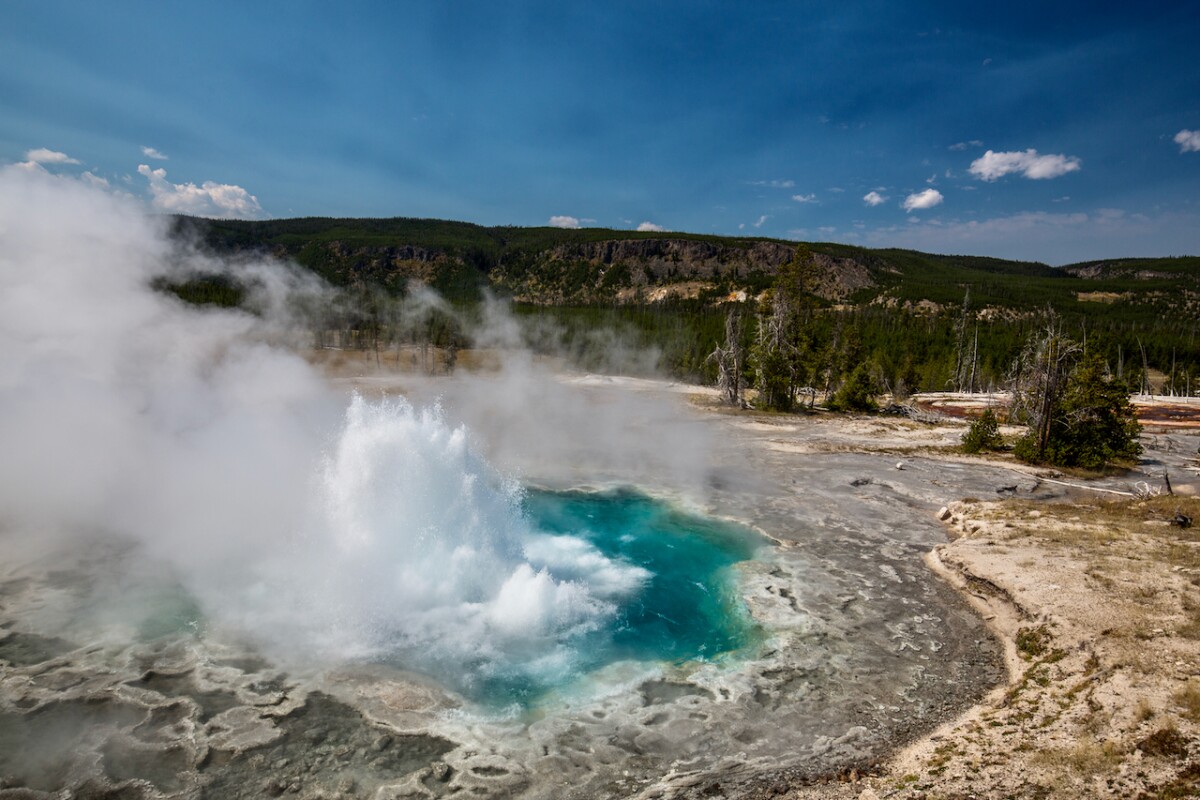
[2,0,1198,264]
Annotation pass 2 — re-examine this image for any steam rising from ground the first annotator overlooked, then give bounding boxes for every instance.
[0,165,706,691]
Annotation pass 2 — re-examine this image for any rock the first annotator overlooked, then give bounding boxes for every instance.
[850,477,872,487]
[207,706,284,753]
[895,461,906,470]
[937,506,952,521]
[430,761,452,782]
[372,733,392,752]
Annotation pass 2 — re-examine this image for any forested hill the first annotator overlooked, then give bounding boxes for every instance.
[170,215,1199,390]
[173,215,1198,316]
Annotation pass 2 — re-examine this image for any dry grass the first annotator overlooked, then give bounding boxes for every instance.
[1174,680,1200,723]
[872,494,1200,798]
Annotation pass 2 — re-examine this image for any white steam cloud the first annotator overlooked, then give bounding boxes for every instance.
[0,165,715,687]
[548,215,580,229]
[637,221,665,232]
[968,149,1081,181]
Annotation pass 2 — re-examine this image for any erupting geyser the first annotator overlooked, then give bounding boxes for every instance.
[238,393,759,704]
[272,393,653,698]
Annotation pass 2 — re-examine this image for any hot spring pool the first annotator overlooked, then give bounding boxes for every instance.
[472,487,765,706]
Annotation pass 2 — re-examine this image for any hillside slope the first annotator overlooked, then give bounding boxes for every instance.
[174,217,1198,318]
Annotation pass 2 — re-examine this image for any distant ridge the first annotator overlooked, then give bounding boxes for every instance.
[174,215,1199,316]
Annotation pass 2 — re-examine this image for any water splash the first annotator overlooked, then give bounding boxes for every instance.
[217,395,650,697]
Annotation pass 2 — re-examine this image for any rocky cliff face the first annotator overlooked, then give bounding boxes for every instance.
[497,239,878,304]
[274,236,879,305]
[281,241,465,291]
[802,252,876,302]
[545,239,795,278]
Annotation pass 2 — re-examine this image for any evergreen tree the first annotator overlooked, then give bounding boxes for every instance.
[749,246,816,411]
[829,363,879,412]
[1016,355,1142,468]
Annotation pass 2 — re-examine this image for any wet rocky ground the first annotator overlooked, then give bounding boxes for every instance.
[15,377,1171,798]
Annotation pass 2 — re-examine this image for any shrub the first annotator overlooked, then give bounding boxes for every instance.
[829,363,878,412]
[962,408,1004,453]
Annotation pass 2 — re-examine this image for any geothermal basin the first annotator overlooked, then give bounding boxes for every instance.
[0,373,1010,800]
[0,170,1007,799]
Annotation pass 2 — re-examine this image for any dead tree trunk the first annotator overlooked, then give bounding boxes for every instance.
[708,308,746,407]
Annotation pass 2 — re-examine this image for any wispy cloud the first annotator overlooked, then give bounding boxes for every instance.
[1175,129,1200,153]
[902,188,943,212]
[863,191,887,207]
[791,193,817,203]
[19,148,81,169]
[637,221,665,232]
[141,145,169,160]
[949,140,983,152]
[969,149,1081,181]
[860,208,1196,264]
[137,164,264,219]
[747,179,795,188]
[26,147,81,165]
[80,171,110,189]
[751,215,768,229]
[549,215,580,229]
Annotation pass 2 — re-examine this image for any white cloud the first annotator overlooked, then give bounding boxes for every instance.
[80,171,110,189]
[141,146,169,160]
[548,215,580,229]
[902,188,943,212]
[24,148,80,165]
[791,193,817,203]
[748,179,795,188]
[137,164,264,219]
[752,215,768,229]
[968,149,1081,181]
[637,221,665,232]
[1175,130,1200,153]
[863,191,887,207]
[949,140,983,151]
